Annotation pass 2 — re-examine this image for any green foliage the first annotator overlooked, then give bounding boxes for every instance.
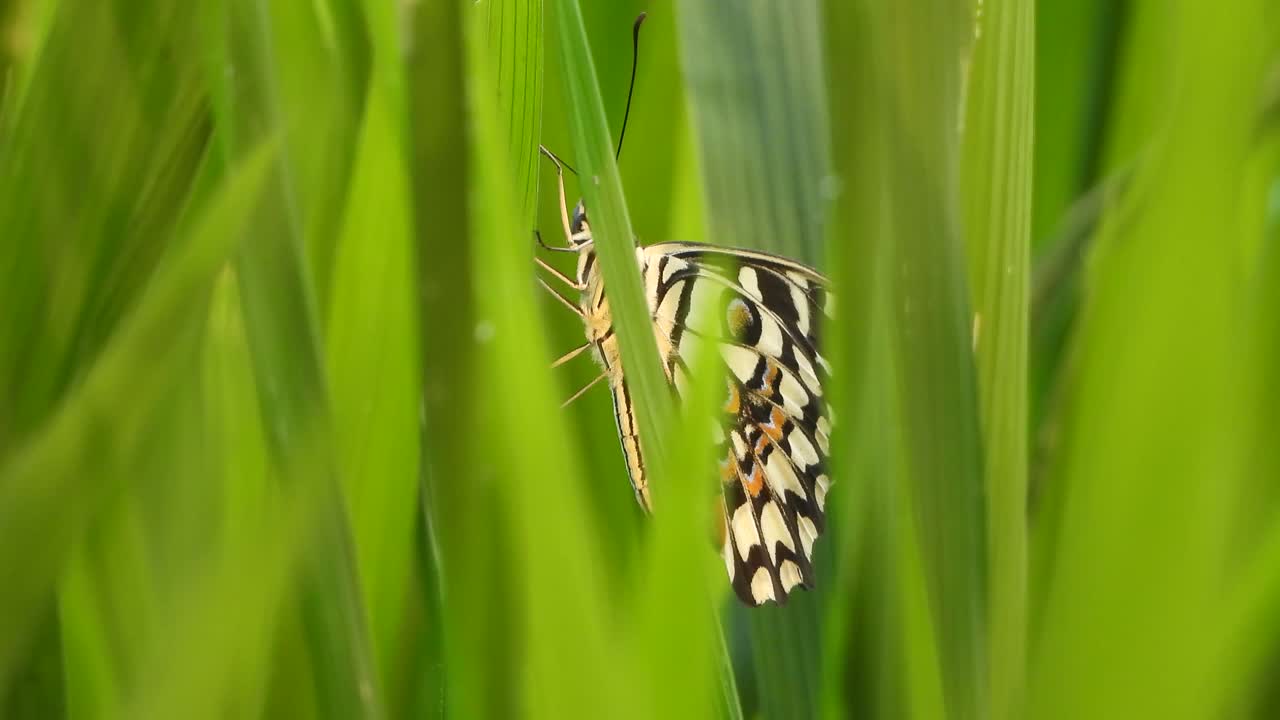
[961,0,1034,717]
[2,0,1280,719]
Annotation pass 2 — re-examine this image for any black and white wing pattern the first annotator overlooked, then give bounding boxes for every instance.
[639,242,834,606]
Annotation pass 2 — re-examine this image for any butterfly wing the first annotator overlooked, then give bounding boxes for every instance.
[640,242,833,605]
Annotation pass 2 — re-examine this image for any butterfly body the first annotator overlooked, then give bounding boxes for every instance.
[554,197,834,606]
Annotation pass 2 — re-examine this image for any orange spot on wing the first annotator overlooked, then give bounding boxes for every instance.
[762,406,787,442]
[745,463,764,498]
[754,434,770,457]
[762,361,780,392]
[719,453,738,484]
[724,384,740,414]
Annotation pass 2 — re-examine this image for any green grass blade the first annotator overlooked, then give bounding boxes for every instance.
[125,513,300,720]
[1,0,64,114]
[0,143,274,686]
[0,4,252,714]
[484,0,544,227]
[1030,0,1120,247]
[874,1,989,717]
[819,2,908,716]
[0,0,209,456]
[257,0,369,309]
[553,0,673,482]
[676,0,830,264]
[635,307,724,720]
[124,339,298,720]
[405,0,487,716]
[325,1,420,706]
[1216,140,1280,712]
[409,1,556,716]
[961,0,1034,717]
[1027,2,1270,716]
[212,2,382,716]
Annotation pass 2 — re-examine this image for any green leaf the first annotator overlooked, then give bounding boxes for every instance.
[212,2,382,716]
[405,0,482,717]
[635,305,725,720]
[0,143,274,686]
[483,0,544,228]
[873,1,989,717]
[676,0,830,264]
[1027,2,1271,717]
[1030,0,1120,247]
[819,3,899,717]
[554,0,673,478]
[258,0,369,309]
[463,3,634,719]
[124,296,299,718]
[324,2,421,707]
[961,0,1034,717]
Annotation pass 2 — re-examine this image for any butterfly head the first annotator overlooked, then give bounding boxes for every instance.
[569,199,593,248]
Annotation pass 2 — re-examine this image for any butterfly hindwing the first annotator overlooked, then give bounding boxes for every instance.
[640,243,833,605]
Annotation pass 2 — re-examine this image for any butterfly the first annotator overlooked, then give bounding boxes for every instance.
[535,13,831,606]
[535,145,834,606]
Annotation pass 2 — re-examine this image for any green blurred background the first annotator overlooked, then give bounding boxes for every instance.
[0,0,1278,718]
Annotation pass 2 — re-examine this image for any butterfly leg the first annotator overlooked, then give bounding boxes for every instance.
[537,277,584,317]
[538,145,575,246]
[535,255,583,290]
[535,228,577,254]
[531,148,577,254]
[552,341,592,367]
[561,369,608,407]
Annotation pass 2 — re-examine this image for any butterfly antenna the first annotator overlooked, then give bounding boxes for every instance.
[614,12,646,161]
[539,144,579,176]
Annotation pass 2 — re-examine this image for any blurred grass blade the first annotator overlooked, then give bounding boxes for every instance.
[872,1,989,717]
[126,520,297,720]
[1027,2,1268,717]
[126,465,303,720]
[0,143,274,686]
[1216,142,1280,712]
[676,0,831,264]
[406,0,482,716]
[961,0,1034,717]
[2,0,65,111]
[325,1,421,707]
[213,2,382,716]
[1030,0,1122,247]
[636,301,724,720]
[819,1,906,716]
[409,0,553,716]
[0,0,208,457]
[257,0,369,310]
[714,620,745,720]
